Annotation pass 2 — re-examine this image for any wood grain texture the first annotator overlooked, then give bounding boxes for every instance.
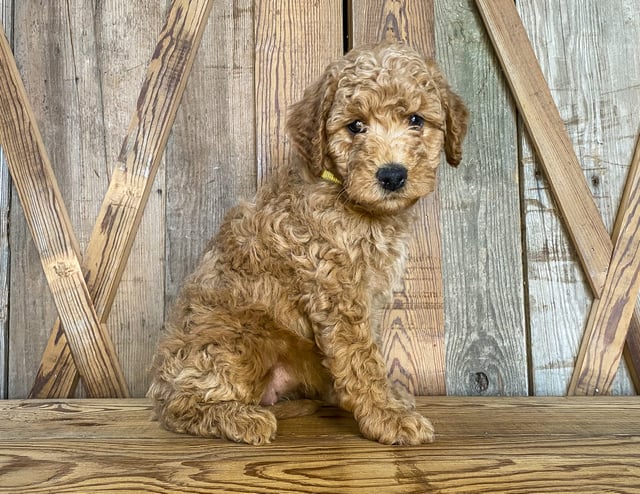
[3,0,638,400]
[436,0,527,396]
[569,135,640,395]
[94,1,166,399]
[28,0,214,399]
[0,23,128,397]
[619,138,640,387]
[8,0,108,397]
[0,397,639,493]
[254,0,342,182]
[351,0,435,54]
[165,0,256,311]
[351,0,446,396]
[0,1,12,399]
[513,0,639,395]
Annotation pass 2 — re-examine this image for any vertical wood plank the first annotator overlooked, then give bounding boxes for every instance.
[8,1,80,397]
[0,0,11,399]
[351,0,446,395]
[165,0,256,310]
[517,0,638,395]
[95,1,167,399]
[436,0,528,396]
[351,0,434,54]
[254,0,342,182]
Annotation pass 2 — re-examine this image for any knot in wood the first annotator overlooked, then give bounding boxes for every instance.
[473,372,490,394]
[53,261,76,278]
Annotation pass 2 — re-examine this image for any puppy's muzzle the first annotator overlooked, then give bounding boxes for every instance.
[376,164,407,192]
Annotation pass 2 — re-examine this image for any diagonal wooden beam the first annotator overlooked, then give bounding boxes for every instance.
[0,24,128,398]
[29,0,214,398]
[476,0,640,393]
[569,135,640,394]
[615,136,640,388]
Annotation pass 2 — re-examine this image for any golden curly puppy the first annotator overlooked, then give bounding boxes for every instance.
[148,42,468,445]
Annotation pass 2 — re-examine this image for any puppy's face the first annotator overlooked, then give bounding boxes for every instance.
[287,42,468,215]
[326,55,446,213]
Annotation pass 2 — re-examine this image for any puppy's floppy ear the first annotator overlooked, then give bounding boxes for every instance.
[286,63,341,177]
[443,88,469,167]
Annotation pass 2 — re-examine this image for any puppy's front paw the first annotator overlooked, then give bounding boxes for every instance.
[358,407,435,445]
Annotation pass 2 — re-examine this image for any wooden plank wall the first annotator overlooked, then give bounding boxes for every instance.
[0,0,638,398]
[165,0,256,314]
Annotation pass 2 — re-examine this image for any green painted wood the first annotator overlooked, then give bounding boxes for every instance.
[436,0,528,396]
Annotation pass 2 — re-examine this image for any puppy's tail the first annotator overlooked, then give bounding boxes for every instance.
[267,399,322,419]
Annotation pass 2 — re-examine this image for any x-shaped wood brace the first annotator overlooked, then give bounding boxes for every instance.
[477,0,640,394]
[0,0,214,398]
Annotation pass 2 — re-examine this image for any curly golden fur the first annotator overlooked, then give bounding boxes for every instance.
[148,42,469,445]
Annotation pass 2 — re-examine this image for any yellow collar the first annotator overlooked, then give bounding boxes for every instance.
[321,169,342,185]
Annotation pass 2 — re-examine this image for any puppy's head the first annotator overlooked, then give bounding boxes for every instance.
[287,42,469,214]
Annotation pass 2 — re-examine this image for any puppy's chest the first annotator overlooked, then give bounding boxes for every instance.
[363,234,408,296]
[329,222,409,292]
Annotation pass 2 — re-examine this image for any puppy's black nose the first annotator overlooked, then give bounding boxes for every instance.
[376,164,407,191]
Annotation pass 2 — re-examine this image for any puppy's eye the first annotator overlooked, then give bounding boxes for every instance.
[408,114,425,129]
[347,120,366,134]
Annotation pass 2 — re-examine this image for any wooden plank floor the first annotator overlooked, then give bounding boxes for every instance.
[0,397,638,493]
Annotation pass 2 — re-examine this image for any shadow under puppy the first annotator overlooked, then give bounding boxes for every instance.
[148,41,468,445]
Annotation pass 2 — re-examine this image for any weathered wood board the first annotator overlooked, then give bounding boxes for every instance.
[96,1,166,399]
[0,16,132,397]
[165,0,257,309]
[8,1,134,397]
[26,0,216,400]
[7,2,167,398]
[352,0,447,396]
[254,0,343,182]
[436,0,528,396]
[569,134,640,394]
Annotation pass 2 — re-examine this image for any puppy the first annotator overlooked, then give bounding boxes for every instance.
[148,41,468,445]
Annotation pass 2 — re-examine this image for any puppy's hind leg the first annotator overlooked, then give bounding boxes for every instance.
[149,307,285,444]
[151,369,279,444]
[165,398,278,445]
[150,307,327,444]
